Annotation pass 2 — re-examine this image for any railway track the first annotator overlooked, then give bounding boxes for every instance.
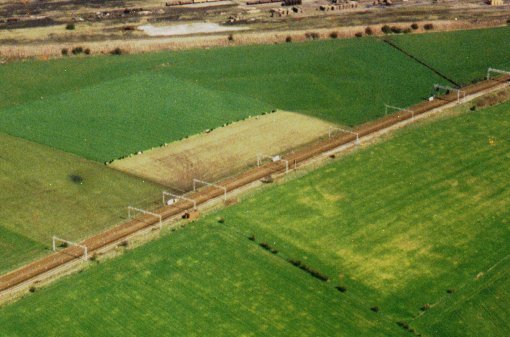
[1,75,508,296]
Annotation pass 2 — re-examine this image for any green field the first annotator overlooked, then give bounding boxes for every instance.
[389,26,510,86]
[1,94,508,336]
[0,37,446,162]
[0,222,402,337]
[217,100,510,335]
[0,133,162,274]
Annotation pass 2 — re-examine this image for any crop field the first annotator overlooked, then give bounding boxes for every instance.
[215,100,510,335]
[389,26,510,86]
[1,92,508,336]
[0,133,162,274]
[110,111,333,191]
[0,37,447,162]
[0,222,402,337]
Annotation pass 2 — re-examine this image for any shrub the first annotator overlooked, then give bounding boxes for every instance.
[59,242,68,248]
[507,18,510,26]
[228,34,234,42]
[217,217,225,224]
[110,47,123,55]
[446,288,456,294]
[305,32,320,40]
[61,48,68,56]
[71,46,83,55]
[411,23,419,30]
[119,240,129,248]
[69,174,83,184]
[365,26,373,35]
[396,321,410,330]
[403,28,412,34]
[370,306,379,312]
[354,32,363,38]
[381,25,392,34]
[424,23,434,30]
[421,303,431,311]
[285,35,292,43]
[248,234,256,241]
[66,22,75,30]
[259,242,278,254]
[335,285,347,293]
[29,286,36,293]
[287,259,329,281]
[390,26,402,34]
[84,48,91,55]
[329,31,338,39]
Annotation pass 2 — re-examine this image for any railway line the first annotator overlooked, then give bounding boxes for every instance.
[0,75,508,298]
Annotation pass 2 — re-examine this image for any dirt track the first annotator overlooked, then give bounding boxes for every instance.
[1,75,508,295]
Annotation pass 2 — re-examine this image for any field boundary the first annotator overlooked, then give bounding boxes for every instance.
[382,38,461,87]
[1,74,508,306]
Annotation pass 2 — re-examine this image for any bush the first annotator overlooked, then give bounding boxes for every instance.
[110,47,123,55]
[396,321,410,330]
[411,23,419,30]
[381,25,392,34]
[365,26,373,35]
[335,285,347,293]
[354,32,363,38]
[446,288,456,294]
[71,46,83,55]
[217,217,225,224]
[390,26,402,34]
[403,28,412,34]
[61,48,68,56]
[370,306,379,312]
[285,35,292,43]
[119,240,128,248]
[84,48,91,55]
[421,303,431,311]
[228,34,234,42]
[259,242,278,254]
[329,31,338,39]
[507,18,510,26]
[287,259,329,281]
[305,32,320,40]
[29,286,36,293]
[424,23,434,30]
[248,234,256,241]
[66,22,75,30]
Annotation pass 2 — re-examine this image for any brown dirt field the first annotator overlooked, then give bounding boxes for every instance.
[0,75,508,299]
[109,111,334,192]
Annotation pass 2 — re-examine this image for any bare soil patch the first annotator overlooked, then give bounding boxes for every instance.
[110,111,333,192]
[138,22,247,37]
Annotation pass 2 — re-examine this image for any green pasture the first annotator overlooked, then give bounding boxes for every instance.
[1,94,508,337]
[215,99,510,334]
[0,133,162,274]
[0,37,446,161]
[0,222,402,337]
[389,26,510,86]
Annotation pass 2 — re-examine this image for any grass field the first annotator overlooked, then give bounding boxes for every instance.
[110,111,333,191]
[0,37,446,162]
[0,222,403,337]
[1,92,508,336]
[389,26,510,86]
[213,99,510,335]
[0,133,162,274]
